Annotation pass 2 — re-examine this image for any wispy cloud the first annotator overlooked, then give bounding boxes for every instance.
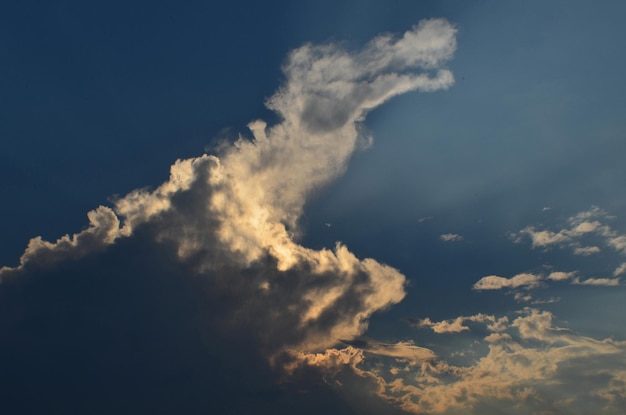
[341,339,436,363]
[614,262,626,277]
[512,206,626,257]
[439,233,463,242]
[573,277,621,286]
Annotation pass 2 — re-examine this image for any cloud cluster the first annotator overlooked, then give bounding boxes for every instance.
[288,207,626,413]
[473,270,621,289]
[298,308,626,414]
[513,206,626,256]
[480,207,626,299]
[4,16,623,414]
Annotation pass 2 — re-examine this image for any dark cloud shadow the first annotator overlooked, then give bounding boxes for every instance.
[0,225,406,415]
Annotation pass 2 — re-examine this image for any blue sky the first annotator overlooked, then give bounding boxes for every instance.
[2,1,626,414]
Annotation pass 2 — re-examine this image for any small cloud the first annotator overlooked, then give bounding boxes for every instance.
[514,292,533,303]
[340,339,436,362]
[439,233,463,242]
[609,235,626,255]
[573,277,621,286]
[409,316,469,333]
[484,332,512,343]
[473,273,543,291]
[531,296,560,305]
[408,313,505,334]
[614,262,626,277]
[516,227,570,248]
[542,206,552,212]
[418,216,433,223]
[573,246,601,256]
[324,222,332,228]
[547,271,577,281]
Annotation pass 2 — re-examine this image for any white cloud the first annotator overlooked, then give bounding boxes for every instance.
[472,273,543,291]
[439,233,463,242]
[547,271,577,281]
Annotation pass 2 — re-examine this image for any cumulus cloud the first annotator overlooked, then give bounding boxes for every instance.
[0,206,123,278]
[439,233,463,242]
[0,17,457,377]
[547,271,577,281]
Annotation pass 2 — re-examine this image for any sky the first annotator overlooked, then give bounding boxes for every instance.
[1,1,626,414]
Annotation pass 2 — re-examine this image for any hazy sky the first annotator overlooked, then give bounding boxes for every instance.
[2,1,626,414]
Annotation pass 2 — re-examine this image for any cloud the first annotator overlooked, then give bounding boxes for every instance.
[0,206,123,279]
[473,269,621,294]
[0,19,459,414]
[515,227,570,248]
[409,313,508,334]
[512,207,626,257]
[340,339,436,363]
[298,308,626,414]
[472,273,543,291]
[614,262,626,277]
[547,271,577,281]
[574,245,601,255]
[5,16,623,414]
[573,277,621,286]
[609,236,626,255]
[439,233,463,242]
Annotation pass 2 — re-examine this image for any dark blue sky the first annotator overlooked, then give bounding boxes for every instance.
[2,1,626,414]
